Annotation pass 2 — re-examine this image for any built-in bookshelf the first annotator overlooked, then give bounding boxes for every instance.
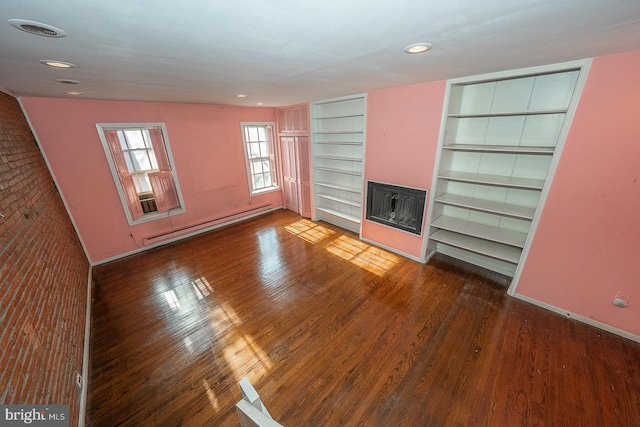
[311,94,366,233]
[428,62,590,277]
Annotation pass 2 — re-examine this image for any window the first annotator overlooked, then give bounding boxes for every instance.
[97,123,184,225]
[241,123,280,195]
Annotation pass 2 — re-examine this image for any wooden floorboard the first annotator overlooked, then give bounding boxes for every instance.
[87,209,640,426]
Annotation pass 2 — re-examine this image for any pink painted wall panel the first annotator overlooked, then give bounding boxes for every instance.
[362,81,446,259]
[20,98,280,263]
[515,51,640,335]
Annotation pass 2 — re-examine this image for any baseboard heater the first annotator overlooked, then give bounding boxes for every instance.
[143,203,272,244]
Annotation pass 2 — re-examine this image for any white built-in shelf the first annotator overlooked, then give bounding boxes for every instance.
[315,154,363,161]
[442,144,555,154]
[315,166,362,176]
[314,130,364,135]
[429,229,522,264]
[316,193,361,207]
[431,216,528,248]
[316,207,360,223]
[428,65,586,277]
[438,171,545,190]
[434,193,536,220]
[314,141,363,145]
[312,94,366,232]
[314,114,363,120]
[447,108,567,118]
[316,182,361,193]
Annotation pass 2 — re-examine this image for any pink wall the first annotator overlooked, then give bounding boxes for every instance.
[515,51,640,336]
[362,81,446,259]
[20,98,281,263]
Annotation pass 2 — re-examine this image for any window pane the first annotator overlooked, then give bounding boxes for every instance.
[132,150,152,171]
[117,130,128,149]
[248,126,259,142]
[125,130,146,149]
[132,174,142,193]
[141,129,154,148]
[138,174,152,193]
[125,152,135,173]
[262,160,271,173]
[149,149,159,170]
[254,173,265,189]
[259,142,268,156]
[249,142,261,158]
[264,172,272,187]
[252,160,263,174]
[257,126,266,141]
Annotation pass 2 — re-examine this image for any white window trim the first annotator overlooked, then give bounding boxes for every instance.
[96,122,186,226]
[240,122,281,196]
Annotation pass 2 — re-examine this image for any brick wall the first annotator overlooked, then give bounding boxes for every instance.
[0,91,89,426]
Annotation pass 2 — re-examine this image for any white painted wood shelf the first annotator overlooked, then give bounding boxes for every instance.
[442,144,555,154]
[430,229,522,264]
[429,65,586,277]
[434,193,536,220]
[438,171,546,190]
[311,94,366,233]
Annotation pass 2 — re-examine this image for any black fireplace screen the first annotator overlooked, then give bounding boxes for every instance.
[365,181,427,235]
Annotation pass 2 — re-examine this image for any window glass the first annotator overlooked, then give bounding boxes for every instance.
[98,123,184,224]
[241,123,279,195]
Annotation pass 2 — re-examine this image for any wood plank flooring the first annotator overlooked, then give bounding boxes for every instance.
[87,209,640,426]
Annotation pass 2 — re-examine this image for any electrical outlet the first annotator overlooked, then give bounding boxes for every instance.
[613,291,632,308]
[76,373,82,390]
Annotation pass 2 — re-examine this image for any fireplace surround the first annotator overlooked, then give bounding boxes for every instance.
[365,181,427,235]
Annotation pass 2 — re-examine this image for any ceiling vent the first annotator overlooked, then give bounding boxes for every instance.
[8,19,67,38]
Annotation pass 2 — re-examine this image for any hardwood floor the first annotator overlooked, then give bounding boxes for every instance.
[87,209,640,426]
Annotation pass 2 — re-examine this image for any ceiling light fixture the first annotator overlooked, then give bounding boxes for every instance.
[8,19,66,38]
[66,91,83,96]
[236,94,247,98]
[55,79,82,85]
[39,60,76,68]
[403,43,433,54]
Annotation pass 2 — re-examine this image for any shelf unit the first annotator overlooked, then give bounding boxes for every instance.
[428,63,589,277]
[311,94,366,233]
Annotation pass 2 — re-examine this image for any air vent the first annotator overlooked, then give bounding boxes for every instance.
[8,19,67,38]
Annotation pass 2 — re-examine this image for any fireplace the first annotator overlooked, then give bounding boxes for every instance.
[365,181,427,235]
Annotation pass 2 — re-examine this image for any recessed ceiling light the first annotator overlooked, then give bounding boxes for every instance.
[39,60,76,68]
[8,19,66,38]
[403,43,433,54]
[257,102,263,106]
[236,94,247,98]
[55,79,82,85]
[66,91,83,96]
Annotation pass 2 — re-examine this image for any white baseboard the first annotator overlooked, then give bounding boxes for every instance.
[78,268,92,427]
[359,237,423,263]
[511,292,640,344]
[91,206,282,266]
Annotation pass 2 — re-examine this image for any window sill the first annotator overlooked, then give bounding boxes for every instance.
[128,207,186,226]
[250,186,280,196]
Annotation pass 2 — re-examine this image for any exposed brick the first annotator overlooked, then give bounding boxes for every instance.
[0,92,89,426]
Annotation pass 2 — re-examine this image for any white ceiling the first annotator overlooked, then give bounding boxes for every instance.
[1,0,640,107]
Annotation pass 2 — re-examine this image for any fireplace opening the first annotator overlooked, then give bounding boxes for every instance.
[365,181,427,235]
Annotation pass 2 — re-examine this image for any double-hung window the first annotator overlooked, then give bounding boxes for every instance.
[241,123,280,195]
[97,123,185,224]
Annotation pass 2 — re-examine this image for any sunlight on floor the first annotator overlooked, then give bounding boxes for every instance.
[163,289,181,311]
[285,219,335,244]
[192,277,213,299]
[202,379,220,411]
[326,235,400,276]
[208,300,273,402]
